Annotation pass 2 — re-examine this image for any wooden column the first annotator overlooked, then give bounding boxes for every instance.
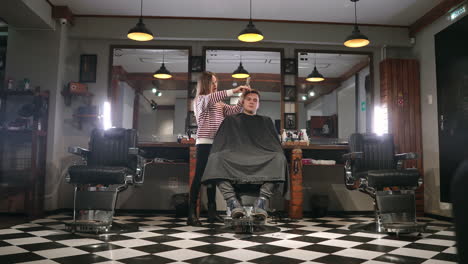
[380,58,424,215]
[288,148,303,219]
[188,146,200,216]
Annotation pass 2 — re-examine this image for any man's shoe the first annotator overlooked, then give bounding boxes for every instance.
[207,203,224,223]
[187,205,202,226]
[252,197,268,220]
[227,197,245,219]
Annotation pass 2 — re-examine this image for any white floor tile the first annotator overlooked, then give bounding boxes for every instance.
[296,226,332,232]
[0,245,28,255]
[333,248,385,260]
[0,228,24,235]
[35,247,88,259]
[260,232,301,240]
[94,248,149,260]
[155,249,208,261]
[435,231,455,236]
[275,249,327,260]
[4,237,50,245]
[215,248,269,261]
[168,232,208,239]
[367,238,412,248]
[350,232,387,239]
[215,240,261,249]
[389,248,439,259]
[121,231,162,239]
[306,231,346,239]
[29,230,68,237]
[31,219,58,223]
[16,260,60,264]
[443,247,457,254]
[267,239,311,249]
[317,239,362,248]
[57,238,103,247]
[109,239,156,248]
[11,224,42,229]
[172,226,209,232]
[415,238,456,247]
[421,260,458,264]
[162,239,208,249]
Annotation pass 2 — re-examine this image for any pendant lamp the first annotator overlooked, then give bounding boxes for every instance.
[127,0,154,41]
[238,0,264,42]
[344,0,370,48]
[154,50,172,79]
[306,54,324,82]
[232,52,250,79]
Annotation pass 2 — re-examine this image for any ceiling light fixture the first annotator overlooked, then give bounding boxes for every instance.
[127,0,154,41]
[153,50,172,79]
[232,52,250,79]
[306,54,325,82]
[344,0,370,48]
[308,89,315,97]
[238,0,264,42]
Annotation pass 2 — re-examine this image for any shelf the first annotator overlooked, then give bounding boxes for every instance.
[0,90,34,96]
[303,164,344,167]
[0,129,47,136]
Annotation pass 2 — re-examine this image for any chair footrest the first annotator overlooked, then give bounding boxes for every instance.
[66,220,111,233]
[383,222,427,233]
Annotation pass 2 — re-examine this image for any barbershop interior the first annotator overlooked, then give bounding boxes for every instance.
[0,0,467,263]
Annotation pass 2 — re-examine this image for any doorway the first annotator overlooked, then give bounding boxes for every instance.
[435,15,468,202]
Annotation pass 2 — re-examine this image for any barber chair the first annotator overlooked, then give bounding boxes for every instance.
[452,159,468,263]
[343,133,426,234]
[65,128,146,233]
[223,184,280,234]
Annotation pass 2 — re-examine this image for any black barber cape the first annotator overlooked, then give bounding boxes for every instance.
[202,113,289,198]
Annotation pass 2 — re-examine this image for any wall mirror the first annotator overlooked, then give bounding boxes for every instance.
[295,50,373,143]
[109,46,191,142]
[204,48,283,133]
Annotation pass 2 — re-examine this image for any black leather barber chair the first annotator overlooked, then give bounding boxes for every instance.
[344,133,426,234]
[452,159,468,264]
[65,128,146,233]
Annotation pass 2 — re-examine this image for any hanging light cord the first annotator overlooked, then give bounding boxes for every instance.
[250,0,252,22]
[354,1,357,26]
[162,50,165,65]
[140,0,143,18]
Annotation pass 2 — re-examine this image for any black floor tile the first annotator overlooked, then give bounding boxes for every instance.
[54,253,110,264]
[404,242,449,252]
[193,235,232,244]
[352,243,398,253]
[337,235,374,243]
[313,254,366,264]
[0,252,45,264]
[276,223,307,229]
[250,255,304,264]
[239,235,281,244]
[0,233,35,240]
[432,252,459,262]
[120,254,174,264]
[326,229,354,235]
[244,244,290,254]
[289,236,328,244]
[373,253,426,264]
[186,255,239,264]
[142,235,183,243]
[280,229,313,235]
[76,242,124,253]
[300,244,345,253]
[190,244,236,254]
[426,234,457,241]
[19,241,68,251]
[151,228,186,235]
[132,243,180,254]
[45,234,81,241]
[98,234,135,242]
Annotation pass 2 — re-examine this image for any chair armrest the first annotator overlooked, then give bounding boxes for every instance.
[68,146,90,158]
[395,152,418,160]
[343,152,363,160]
[128,147,147,184]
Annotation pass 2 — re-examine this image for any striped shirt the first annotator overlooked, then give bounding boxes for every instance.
[194,89,243,144]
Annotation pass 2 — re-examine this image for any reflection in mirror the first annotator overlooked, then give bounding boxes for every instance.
[111,48,189,142]
[297,52,371,142]
[205,49,282,132]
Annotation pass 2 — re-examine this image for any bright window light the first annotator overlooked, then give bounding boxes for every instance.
[103,101,112,130]
[373,104,388,136]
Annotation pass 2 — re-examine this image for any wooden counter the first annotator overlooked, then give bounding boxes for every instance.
[138,141,348,150]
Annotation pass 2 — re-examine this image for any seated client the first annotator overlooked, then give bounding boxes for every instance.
[201,90,289,220]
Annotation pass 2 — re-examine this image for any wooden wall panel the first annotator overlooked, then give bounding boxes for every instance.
[380,59,424,215]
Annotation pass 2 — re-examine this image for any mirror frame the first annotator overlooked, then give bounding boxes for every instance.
[294,49,374,137]
[108,45,192,130]
[202,46,285,128]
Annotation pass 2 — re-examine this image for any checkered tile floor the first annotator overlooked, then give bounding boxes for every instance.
[0,214,457,264]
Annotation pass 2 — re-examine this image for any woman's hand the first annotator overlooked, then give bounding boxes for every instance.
[232,85,251,94]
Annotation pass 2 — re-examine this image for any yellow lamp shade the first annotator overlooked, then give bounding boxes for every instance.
[127,18,154,41]
[238,21,264,43]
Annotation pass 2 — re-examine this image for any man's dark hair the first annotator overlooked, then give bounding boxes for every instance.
[242,89,260,100]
